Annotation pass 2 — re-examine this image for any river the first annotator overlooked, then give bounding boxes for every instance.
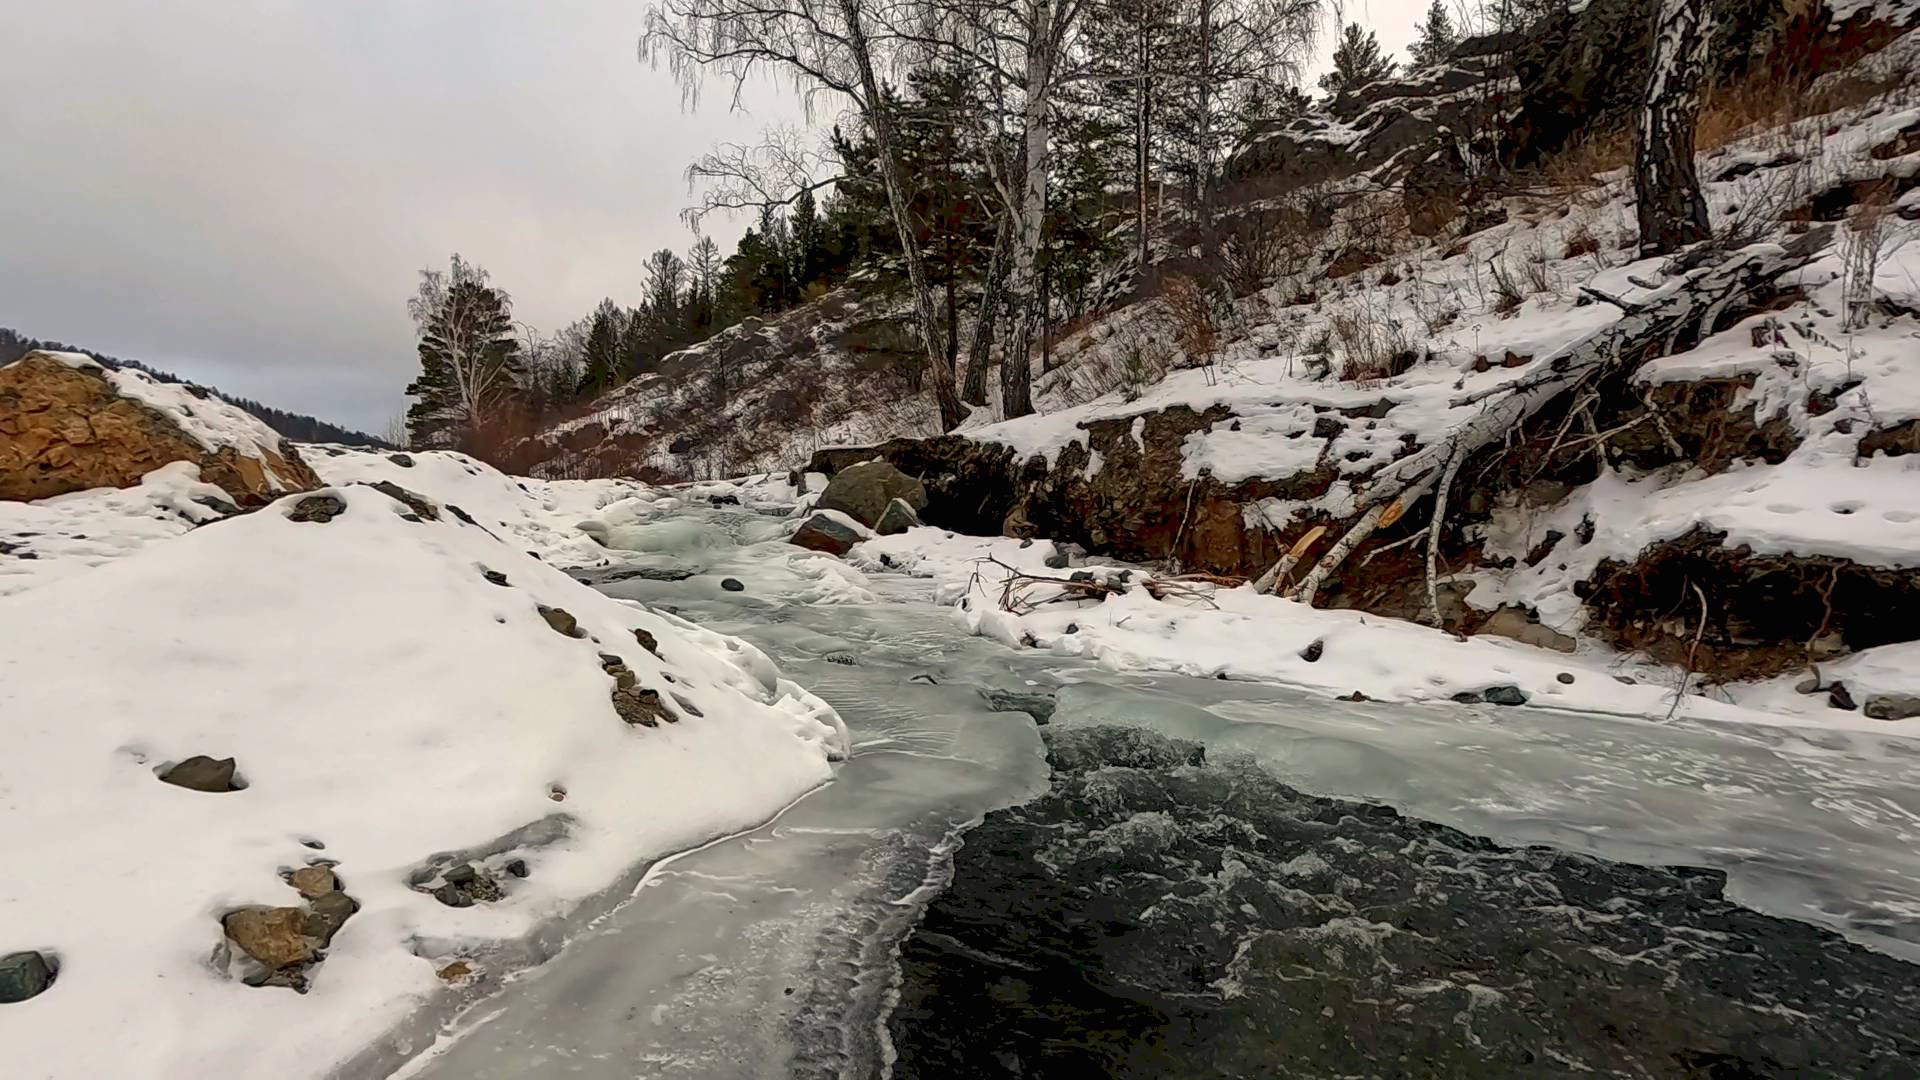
[392,503,1920,1078]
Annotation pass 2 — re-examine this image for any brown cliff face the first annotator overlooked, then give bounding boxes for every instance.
[0,351,319,505]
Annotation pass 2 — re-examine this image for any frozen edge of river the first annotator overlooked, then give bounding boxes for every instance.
[335,782,832,1080]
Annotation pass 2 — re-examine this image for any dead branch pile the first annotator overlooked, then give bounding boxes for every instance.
[1254,227,1835,609]
[978,558,1225,614]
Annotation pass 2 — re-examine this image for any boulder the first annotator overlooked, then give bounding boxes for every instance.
[0,951,54,1003]
[873,497,922,536]
[222,907,314,970]
[791,513,864,556]
[0,351,319,505]
[815,460,927,528]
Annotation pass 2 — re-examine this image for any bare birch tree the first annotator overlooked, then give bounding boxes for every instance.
[1634,0,1711,256]
[403,254,527,449]
[644,0,970,429]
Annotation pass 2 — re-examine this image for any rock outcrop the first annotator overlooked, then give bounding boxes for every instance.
[0,351,319,505]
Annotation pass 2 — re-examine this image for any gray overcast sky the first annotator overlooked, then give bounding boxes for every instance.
[1,0,1420,434]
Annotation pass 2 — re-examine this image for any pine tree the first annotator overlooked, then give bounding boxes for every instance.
[687,236,721,331]
[1407,0,1457,67]
[576,300,623,398]
[1317,23,1397,97]
[617,306,652,381]
[404,254,525,449]
[790,188,823,291]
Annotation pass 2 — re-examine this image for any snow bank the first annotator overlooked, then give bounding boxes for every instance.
[0,480,846,1078]
[852,527,1920,735]
[0,462,235,598]
[305,445,652,563]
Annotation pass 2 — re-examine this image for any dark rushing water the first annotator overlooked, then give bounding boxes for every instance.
[887,726,1920,1079]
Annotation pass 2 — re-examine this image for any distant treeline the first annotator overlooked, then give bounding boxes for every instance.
[1,328,388,448]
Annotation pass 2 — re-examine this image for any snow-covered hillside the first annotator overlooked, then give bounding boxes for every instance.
[0,450,845,1078]
[793,45,1920,703]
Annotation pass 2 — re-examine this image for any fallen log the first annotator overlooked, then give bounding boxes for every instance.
[1292,229,1833,608]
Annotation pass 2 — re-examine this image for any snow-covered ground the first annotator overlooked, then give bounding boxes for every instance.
[849,524,1920,735]
[0,451,847,1079]
[962,91,1920,583]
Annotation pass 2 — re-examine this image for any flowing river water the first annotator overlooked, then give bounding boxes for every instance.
[393,504,1920,1079]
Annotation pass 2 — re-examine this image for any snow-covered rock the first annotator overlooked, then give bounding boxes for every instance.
[0,477,845,1077]
[0,350,319,504]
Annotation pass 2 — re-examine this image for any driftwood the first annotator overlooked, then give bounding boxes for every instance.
[1289,230,1833,608]
[1252,525,1326,594]
[978,558,1224,614]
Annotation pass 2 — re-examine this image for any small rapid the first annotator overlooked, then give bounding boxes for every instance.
[394,501,1920,1078]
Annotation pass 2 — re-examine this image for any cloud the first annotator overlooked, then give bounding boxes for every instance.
[0,0,1423,433]
[0,0,796,431]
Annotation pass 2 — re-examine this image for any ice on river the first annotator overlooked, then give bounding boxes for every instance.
[389,498,1920,1076]
[393,510,1054,1078]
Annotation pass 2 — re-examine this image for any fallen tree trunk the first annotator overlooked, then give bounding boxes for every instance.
[1291,229,1832,607]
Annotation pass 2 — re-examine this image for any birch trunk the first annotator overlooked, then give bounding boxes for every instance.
[962,222,1013,405]
[1002,0,1051,420]
[1635,0,1712,257]
[839,0,967,431]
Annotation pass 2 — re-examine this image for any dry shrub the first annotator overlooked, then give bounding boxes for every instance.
[1218,195,1330,298]
[1161,275,1220,378]
[1563,220,1603,260]
[1329,309,1419,382]
[1402,184,1462,237]
[1486,256,1526,315]
[1538,129,1634,192]
[1068,320,1171,404]
[1697,66,1905,152]
[1841,186,1911,331]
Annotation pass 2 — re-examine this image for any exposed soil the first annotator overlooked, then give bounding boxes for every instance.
[1580,527,1920,682]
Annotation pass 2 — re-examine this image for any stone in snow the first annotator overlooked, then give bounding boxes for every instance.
[223,907,314,970]
[287,494,346,523]
[159,755,238,793]
[287,866,337,899]
[538,605,584,638]
[303,892,356,946]
[0,951,54,1003]
[1865,694,1920,721]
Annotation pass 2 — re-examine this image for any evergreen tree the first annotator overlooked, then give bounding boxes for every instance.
[617,306,653,381]
[576,300,623,397]
[789,188,823,290]
[1317,23,1398,97]
[1407,0,1457,67]
[687,236,721,331]
[404,254,525,449]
